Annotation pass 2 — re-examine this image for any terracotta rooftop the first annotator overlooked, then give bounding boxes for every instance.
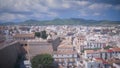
[94,58,108,64]
[85,50,97,54]
[13,33,34,38]
[85,47,120,54]
[107,50,113,53]
[110,48,120,52]
[58,44,73,49]
[54,50,77,54]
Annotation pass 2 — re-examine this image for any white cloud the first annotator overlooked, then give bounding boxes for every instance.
[88,3,112,10]
[77,1,90,6]
[0,13,29,22]
[93,12,100,16]
[62,3,70,8]
[44,0,57,8]
[43,0,72,9]
[0,0,93,22]
[115,5,120,10]
[0,0,59,22]
[48,12,58,17]
[79,10,88,16]
[0,13,15,22]
[0,0,120,22]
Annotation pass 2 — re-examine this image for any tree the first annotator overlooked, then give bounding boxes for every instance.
[35,30,48,39]
[41,30,48,39]
[31,54,54,68]
[35,32,41,38]
[104,46,112,49]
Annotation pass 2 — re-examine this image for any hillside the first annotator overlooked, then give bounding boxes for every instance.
[0,18,120,25]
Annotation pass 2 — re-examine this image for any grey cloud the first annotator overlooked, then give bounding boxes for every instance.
[0,0,120,22]
[86,0,120,5]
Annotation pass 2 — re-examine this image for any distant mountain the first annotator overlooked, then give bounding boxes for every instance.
[0,18,120,25]
[0,22,16,25]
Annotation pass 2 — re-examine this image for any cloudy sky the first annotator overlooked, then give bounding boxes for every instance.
[0,0,120,22]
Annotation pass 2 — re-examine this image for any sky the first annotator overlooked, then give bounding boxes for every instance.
[0,0,120,22]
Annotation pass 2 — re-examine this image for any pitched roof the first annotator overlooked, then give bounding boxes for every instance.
[13,33,34,38]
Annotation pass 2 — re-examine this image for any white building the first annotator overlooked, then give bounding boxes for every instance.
[84,58,110,68]
[84,48,120,60]
[53,38,78,68]
[113,63,120,68]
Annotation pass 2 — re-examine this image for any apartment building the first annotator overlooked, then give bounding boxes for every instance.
[84,48,120,60]
[53,37,78,68]
[73,35,85,53]
[84,57,112,68]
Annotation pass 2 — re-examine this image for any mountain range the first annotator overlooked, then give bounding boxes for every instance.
[0,18,120,25]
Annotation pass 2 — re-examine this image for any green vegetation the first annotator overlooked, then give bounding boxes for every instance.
[1,18,120,25]
[81,46,113,53]
[31,54,54,68]
[35,30,48,39]
[104,46,112,49]
[35,32,41,38]
[81,48,101,53]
